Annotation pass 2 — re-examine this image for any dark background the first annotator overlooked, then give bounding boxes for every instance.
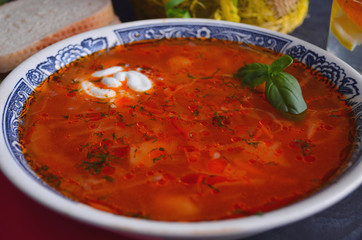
[2,0,362,240]
[112,0,332,49]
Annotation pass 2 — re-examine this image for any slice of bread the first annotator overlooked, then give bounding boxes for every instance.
[0,0,120,73]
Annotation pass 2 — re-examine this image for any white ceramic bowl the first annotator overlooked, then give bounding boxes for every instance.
[1,19,362,240]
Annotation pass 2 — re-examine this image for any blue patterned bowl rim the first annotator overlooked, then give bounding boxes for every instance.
[1,19,362,239]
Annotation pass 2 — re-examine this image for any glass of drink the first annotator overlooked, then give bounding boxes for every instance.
[326,0,362,74]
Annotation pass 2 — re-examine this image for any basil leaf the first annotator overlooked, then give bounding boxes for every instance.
[265,72,307,114]
[234,63,269,88]
[234,55,307,115]
[269,55,293,73]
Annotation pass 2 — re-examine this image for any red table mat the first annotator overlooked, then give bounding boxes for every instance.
[0,170,138,240]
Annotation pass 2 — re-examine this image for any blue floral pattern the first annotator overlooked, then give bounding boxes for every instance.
[2,37,108,186]
[3,80,33,172]
[26,69,46,85]
[286,45,359,104]
[2,22,362,186]
[38,38,108,76]
[114,23,291,53]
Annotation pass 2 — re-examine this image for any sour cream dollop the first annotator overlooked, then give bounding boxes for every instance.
[81,81,116,99]
[91,66,124,78]
[126,71,153,92]
[81,66,153,99]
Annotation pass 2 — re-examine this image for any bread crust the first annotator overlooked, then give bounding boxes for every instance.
[0,1,120,73]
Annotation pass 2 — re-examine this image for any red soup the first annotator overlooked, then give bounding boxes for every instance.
[19,38,356,222]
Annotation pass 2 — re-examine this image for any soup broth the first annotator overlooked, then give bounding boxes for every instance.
[19,38,356,221]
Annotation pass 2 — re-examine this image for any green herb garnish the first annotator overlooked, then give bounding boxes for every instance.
[202,175,220,192]
[234,55,307,115]
[36,165,62,188]
[294,139,315,156]
[102,176,114,182]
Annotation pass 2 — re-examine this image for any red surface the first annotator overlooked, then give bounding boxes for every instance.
[0,170,138,240]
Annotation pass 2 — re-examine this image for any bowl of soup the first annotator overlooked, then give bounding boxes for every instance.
[1,19,362,239]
